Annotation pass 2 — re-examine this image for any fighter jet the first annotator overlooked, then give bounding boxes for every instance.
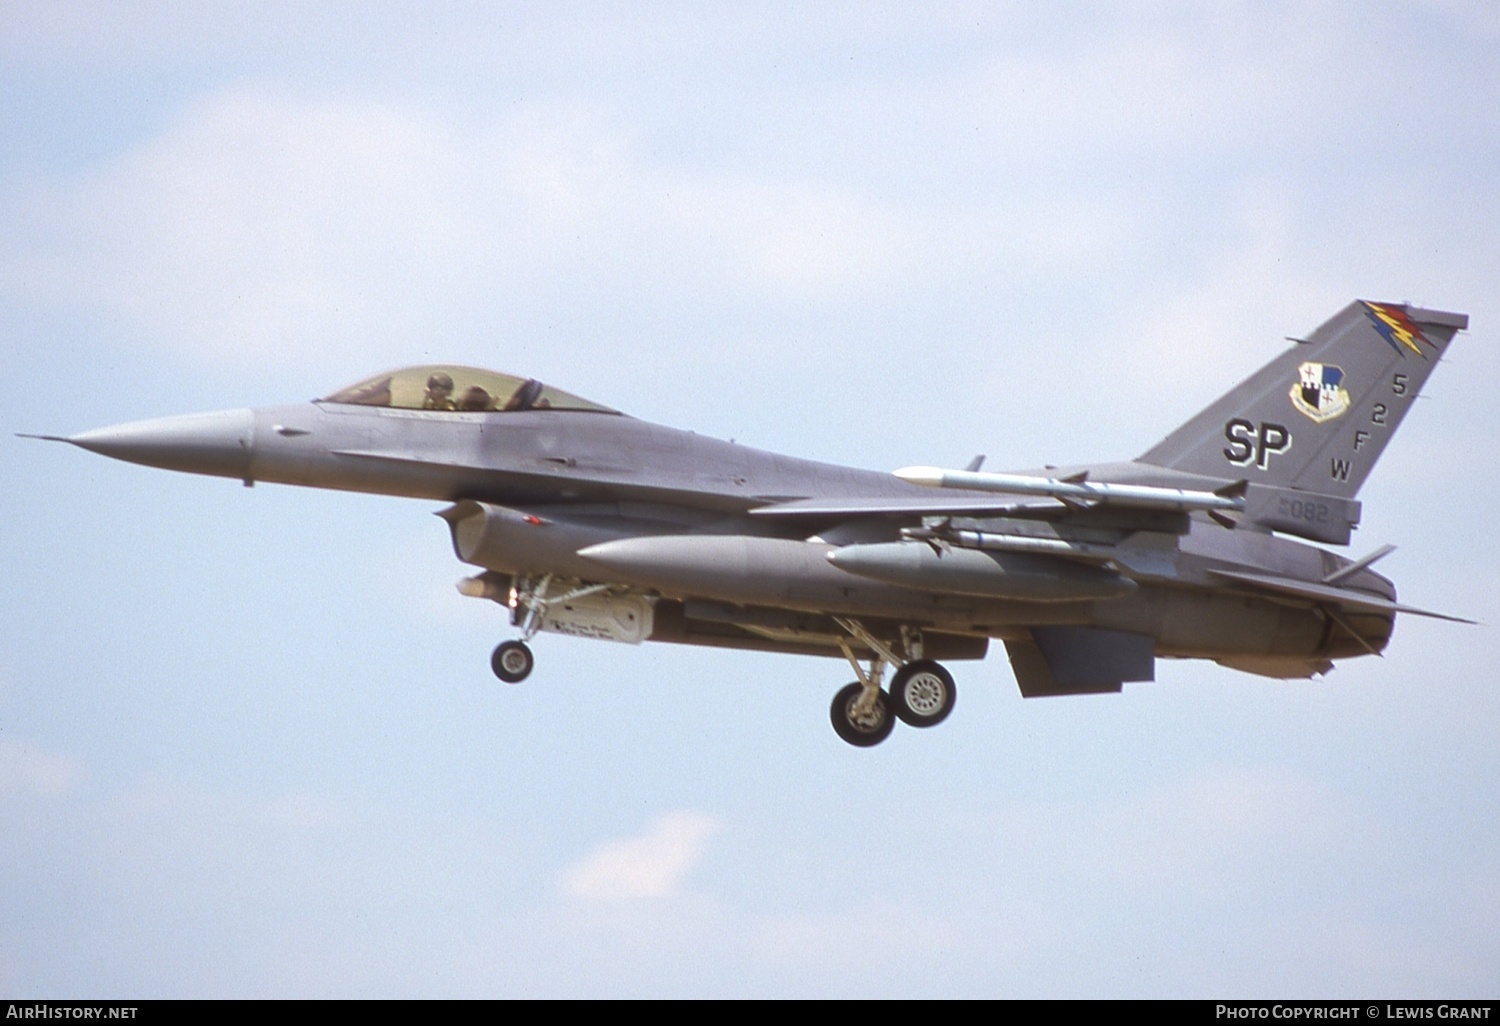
[28,300,1472,746]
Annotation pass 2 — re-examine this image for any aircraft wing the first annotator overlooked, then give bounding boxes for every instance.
[1206,568,1475,623]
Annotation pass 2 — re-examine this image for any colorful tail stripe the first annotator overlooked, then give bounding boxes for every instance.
[1364,301,1436,358]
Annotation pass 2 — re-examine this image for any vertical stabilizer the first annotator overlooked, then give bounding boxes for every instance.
[1137,301,1468,499]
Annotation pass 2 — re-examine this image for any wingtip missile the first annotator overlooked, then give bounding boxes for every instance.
[893,465,1247,515]
[893,465,946,488]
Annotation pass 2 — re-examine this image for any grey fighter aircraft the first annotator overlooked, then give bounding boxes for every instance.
[29,300,1472,746]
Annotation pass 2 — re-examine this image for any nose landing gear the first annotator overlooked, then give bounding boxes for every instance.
[490,640,535,683]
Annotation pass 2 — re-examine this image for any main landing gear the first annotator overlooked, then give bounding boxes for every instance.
[828,619,957,748]
[890,660,956,728]
[831,681,894,747]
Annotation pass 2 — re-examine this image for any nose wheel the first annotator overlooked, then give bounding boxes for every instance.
[488,574,558,684]
[491,640,534,683]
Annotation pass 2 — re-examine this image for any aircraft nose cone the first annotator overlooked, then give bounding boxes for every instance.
[69,408,255,480]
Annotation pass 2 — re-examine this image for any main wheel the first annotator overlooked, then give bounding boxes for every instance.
[830,682,895,747]
[490,640,534,683]
[889,660,955,728]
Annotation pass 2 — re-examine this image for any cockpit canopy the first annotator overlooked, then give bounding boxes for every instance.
[320,366,620,415]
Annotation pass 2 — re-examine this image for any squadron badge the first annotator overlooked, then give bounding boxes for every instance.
[1290,361,1350,423]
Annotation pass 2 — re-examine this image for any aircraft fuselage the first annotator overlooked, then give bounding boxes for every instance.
[69,397,1391,671]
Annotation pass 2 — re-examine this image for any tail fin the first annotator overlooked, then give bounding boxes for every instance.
[1138,301,1468,500]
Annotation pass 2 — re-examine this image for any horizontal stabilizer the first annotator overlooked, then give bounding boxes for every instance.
[1206,568,1475,623]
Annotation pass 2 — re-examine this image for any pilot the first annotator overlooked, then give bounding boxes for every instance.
[503,378,545,412]
[423,372,457,410]
[457,385,494,411]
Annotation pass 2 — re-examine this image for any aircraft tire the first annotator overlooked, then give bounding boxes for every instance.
[830,682,895,747]
[890,660,955,728]
[491,640,534,683]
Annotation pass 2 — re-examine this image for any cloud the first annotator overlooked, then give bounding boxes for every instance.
[6,87,477,368]
[560,810,720,902]
[4,86,894,373]
[0,78,1153,382]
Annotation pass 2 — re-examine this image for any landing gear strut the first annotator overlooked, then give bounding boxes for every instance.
[827,619,958,747]
[484,572,554,684]
[485,574,622,684]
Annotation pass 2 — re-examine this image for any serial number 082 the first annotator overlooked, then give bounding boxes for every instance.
[1280,496,1330,523]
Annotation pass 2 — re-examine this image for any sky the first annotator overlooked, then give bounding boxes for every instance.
[2,0,1498,998]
